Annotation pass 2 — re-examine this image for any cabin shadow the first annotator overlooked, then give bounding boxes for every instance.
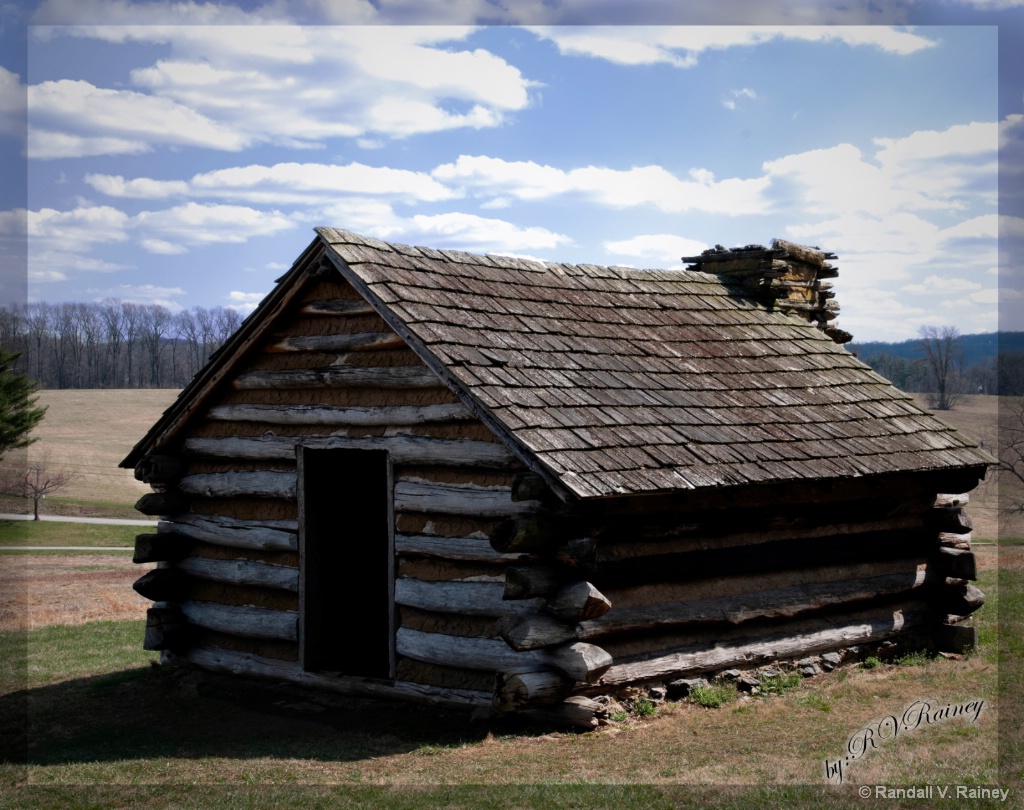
[0,663,523,769]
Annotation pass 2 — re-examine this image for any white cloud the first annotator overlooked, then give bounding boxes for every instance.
[87,161,457,204]
[433,155,769,214]
[901,275,983,295]
[140,239,188,255]
[0,66,26,139]
[28,79,248,158]
[27,26,536,156]
[84,174,191,199]
[408,212,571,252]
[226,290,266,313]
[28,129,153,159]
[528,25,937,69]
[104,283,186,310]
[604,234,708,264]
[26,205,131,244]
[133,202,295,247]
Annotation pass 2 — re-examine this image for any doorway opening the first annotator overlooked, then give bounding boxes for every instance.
[298,447,393,678]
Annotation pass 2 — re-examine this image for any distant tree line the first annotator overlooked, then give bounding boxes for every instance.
[0,300,243,389]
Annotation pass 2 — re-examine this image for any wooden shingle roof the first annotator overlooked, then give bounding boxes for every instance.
[319,228,993,500]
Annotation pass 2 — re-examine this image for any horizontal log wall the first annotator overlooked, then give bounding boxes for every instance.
[136,269,544,694]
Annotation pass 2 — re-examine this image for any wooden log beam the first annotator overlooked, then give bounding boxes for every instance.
[939,532,972,549]
[266,332,405,353]
[523,696,605,730]
[135,491,190,517]
[935,548,977,580]
[184,435,514,468]
[395,534,526,563]
[503,566,561,600]
[133,532,193,564]
[395,480,539,518]
[176,645,491,709]
[180,600,298,641]
[133,568,192,602]
[577,571,930,640]
[940,583,985,617]
[542,641,613,683]
[144,605,192,652]
[489,517,566,554]
[395,578,543,617]
[233,366,442,390]
[933,623,978,654]
[134,455,185,485]
[297,299,376,317]
[178,471,296,500]
[160,514,297,552]
[935,493,970,508]
[586,603,934,689]
[493,669,575,712]
[173,556,298,592]
[546,581,612,622]
[205,402,475,426]
[931,507,973,534]
[395,627,546,672]
[497,613,577,652]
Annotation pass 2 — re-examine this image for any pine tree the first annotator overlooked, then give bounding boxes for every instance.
[0,349,46,459]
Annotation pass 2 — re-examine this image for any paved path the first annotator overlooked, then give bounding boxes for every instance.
[0,513,155,526]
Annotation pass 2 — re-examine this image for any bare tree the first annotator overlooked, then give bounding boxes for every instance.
[0,453,75,520]
[919,325,965,410]
[998,397,1024,516]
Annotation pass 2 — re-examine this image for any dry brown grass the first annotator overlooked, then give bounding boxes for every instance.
[26,389,179,506]
[0,554,154,632]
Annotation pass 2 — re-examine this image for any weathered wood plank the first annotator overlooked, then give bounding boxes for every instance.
[178,471,296,500]
[545,642,613,683]
[395,480,540,517]
[184,434,514,468]
[396,626,546,672]
[133,569,191,602]
[547,581,612,622]
[134,455,185,485]
[266,332,405,353]
[205,403,475,426]
[394,578,544,617]
[135,491,190,516]
[175,646,491,708]
[493,669,574,711]
[134,532,194,564]
[297,299,377,317]
[587,603,934,689]
[144,606,192,652]
[173,556,298,592]
[395,534,526,563]
[578,571,930,640]
[180,600,298,641]
[234,366,442,390]
[159,514,297,552]
[497,613,577,651]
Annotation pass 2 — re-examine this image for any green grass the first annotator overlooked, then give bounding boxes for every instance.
[0,520,141,547]
[688,683,737,709]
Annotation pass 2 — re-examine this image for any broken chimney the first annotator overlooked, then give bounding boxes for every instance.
[682,238,852,344]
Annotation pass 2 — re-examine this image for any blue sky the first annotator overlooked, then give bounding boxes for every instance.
[1,1,1021,343]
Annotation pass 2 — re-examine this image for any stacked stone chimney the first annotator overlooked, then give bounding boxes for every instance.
[682,238,852,344]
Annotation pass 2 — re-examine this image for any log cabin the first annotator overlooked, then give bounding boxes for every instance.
[122,227,994,728]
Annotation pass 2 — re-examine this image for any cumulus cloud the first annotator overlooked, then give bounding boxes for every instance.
[86,161,457,204]
[101,283,187,310]
[433,155,769,214]
[226,289,266,313]
[604,234,708,264]
[28,79,249,158]
[27,26,536,157]
[528,25,937,69]
[133,202,294,247]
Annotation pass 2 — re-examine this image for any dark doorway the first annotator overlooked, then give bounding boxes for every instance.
[299,447,393,678]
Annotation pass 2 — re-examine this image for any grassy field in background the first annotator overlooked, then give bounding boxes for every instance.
[6,389,179,517]
[4,389,1017,537]
[0,521,140,547]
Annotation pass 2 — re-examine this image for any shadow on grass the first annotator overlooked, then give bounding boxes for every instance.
[0,662,503,770]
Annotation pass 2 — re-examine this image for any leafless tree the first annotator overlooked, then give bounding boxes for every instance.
[997,397,1024,516]
[919,325,966,410]
[0,453,76,520]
